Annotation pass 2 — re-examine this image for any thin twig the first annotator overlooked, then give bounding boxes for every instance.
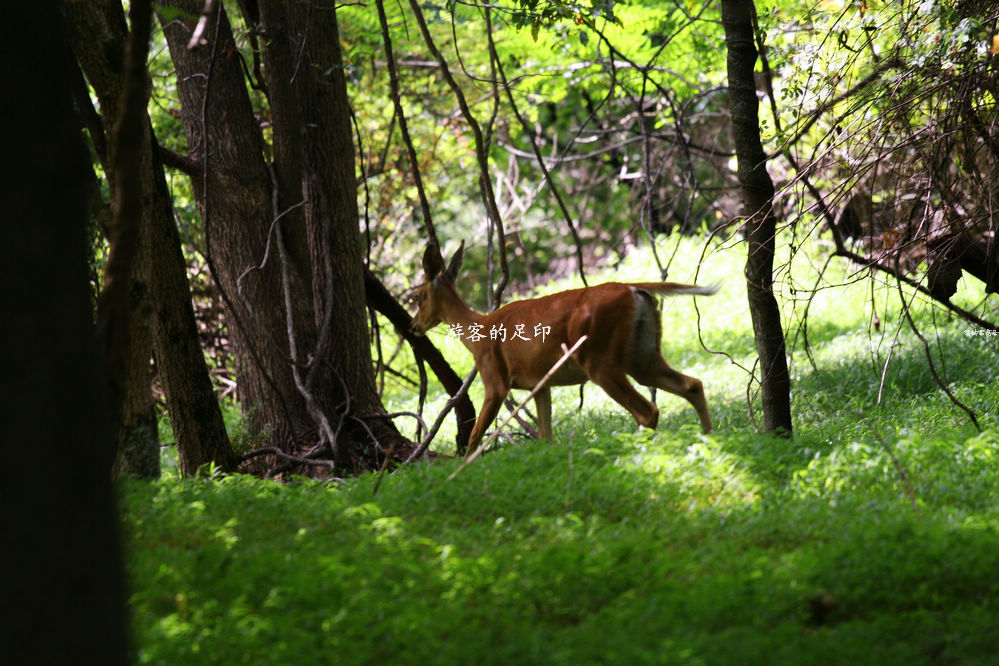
[897,282,980,430]
[485,8,587,286]
[864,417,920,515]
[239,446,335,471]
[404,369,478,464]
[235,200,308,298]
[374,0,438,247]
[186,0,217,49]
[405,0,509,307]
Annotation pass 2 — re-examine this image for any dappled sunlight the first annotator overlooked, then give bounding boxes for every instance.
[613,429,762,510]
[137,227,997,665]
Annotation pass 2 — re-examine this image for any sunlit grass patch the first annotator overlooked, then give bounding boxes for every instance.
[126,235,999,664]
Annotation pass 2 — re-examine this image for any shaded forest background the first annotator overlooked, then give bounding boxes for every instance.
[63,0,998,480]
[5,0,998,658]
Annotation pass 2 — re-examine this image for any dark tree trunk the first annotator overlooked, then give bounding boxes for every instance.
[64,0,161,477]
[66,0,236,476]
[158,0,414,470]
[255,0,414,466]
[158,0,316,448]
[146,143,239,475]
[116,284,161,477]
[1,3,128,661]
[721,0,793,434]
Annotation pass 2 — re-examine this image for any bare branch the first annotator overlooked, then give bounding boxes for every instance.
[405,0,510,307]
[448,336,588,481]
[374,0,438,248]
[187,0,217,50]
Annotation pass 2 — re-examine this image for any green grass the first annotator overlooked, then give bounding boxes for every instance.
[126,235,999,664]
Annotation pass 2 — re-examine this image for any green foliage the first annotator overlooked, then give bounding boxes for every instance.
[126,238,999,663]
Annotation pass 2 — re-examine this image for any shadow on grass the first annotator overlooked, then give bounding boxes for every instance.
[124,417,999,665]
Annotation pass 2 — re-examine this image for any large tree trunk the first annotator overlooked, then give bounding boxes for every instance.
[2,3,128,661]
[255,0,412,466]
[721,0,793,434]
[158,0,315,449]
[65,0,161,477]
[66,0,236,475]
[158,0,414,471]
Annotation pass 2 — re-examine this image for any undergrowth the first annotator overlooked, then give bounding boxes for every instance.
[127,235,999,664]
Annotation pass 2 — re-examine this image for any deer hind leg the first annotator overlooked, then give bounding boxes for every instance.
[628,289,712,433]
[588,367,660,429]
[571,294,659,430]
[632,358,712,434]
[534,386,553,440]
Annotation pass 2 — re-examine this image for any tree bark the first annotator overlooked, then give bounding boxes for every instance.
[158,0,315,447]
[66,0,236,475]
[1,3,129,661]
[259,0,413,465]
[65,0,161,477]
[364,268,476,453]
[721,0,793,434]
[158,0,414,470]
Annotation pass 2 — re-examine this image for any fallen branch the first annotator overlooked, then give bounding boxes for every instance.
[239,447,335,472]
[405,369,477,464]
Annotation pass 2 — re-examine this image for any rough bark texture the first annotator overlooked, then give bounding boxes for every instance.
[259,0,411,465]
[146,142,239,475]
[65,0,161,477]
[159,0,313,447]
[67,0,235,475]
[1,3,129,661]
[721,0,793,434]
[158,0,414,470]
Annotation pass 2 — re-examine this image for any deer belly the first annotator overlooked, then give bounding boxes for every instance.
[510,359,587,389]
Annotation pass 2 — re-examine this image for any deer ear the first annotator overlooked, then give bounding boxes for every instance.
[445,240,465,280]
[422,243,445,279]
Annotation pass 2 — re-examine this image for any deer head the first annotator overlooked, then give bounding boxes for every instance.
[411,241,464,336]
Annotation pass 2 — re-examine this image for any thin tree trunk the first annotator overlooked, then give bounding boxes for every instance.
[115,281,161,477]
[147,142,238,474]
[721,0,793,434]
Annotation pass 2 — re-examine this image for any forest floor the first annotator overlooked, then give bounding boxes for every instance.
[126,236,999,664]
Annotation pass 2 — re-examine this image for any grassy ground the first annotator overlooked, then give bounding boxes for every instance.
[126,235,999,664]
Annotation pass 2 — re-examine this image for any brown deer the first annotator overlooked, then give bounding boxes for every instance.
[411,242,715,452]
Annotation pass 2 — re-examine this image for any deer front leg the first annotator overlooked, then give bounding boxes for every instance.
[467,387,506,458]
[534,386,553,440]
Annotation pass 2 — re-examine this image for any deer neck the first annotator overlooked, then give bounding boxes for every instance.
[437,281,484,336]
